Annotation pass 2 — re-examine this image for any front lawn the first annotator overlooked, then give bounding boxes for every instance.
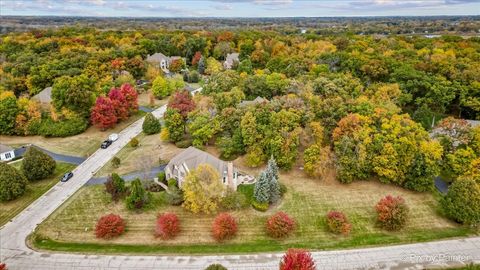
[0,162,76,226]
[31,170,476,254]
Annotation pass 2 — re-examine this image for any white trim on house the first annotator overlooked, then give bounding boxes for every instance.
[0,144,15,162]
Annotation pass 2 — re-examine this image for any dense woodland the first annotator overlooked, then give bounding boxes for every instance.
[1,23,480,224]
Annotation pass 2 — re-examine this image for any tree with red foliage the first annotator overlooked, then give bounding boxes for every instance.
[0,263,7,270]
[91,96,117,130]
[111,58,125,70]
[119,83,139,114]
[212,213,238,241]
[375,195,409,231]
[266,212,296,238]
[155,213,181,240]
[326,210,351,235]
[167,90,195,119]
[108,88,129,121]
[279,249,316,270]
[192,51,202,67]
[95,213,125,239]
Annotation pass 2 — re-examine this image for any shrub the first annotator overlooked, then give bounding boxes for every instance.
[280,249,316,270]
[221,189,249,210]
[165,185,184,205]
[126,178,149,210]
[375,195,409,231]
[157,171,166,183]
[95,214,125,239]
[252,200,269,212]
[129,138,139,147]
[38,116,88,137]
[111,157,121,168]
[167,178,178,187]
[105,173,126,201]
[175,139,192,148]
[326,211,351,235]
[204,264,227,270]
[155,213,181,239]
[0,162,28,201]
[279,183,287,196]
[145,181,164,192]
[212,213,238,242]
[142,112,161,135]
[0,263,6,270]
[266,212,296,238]
[441,177,480,226]
[21,147,56,181]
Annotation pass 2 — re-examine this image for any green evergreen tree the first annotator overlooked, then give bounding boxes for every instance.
[265,156,281,203]
[142,112,161,135]
[126,178,148,210]
[21,147,56,181]
[198,56,206,75]
[0,162,28,201]
[253,171,270,203]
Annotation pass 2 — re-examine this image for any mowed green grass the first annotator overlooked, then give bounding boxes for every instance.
[31,171,476,254]
[1,162,76,226]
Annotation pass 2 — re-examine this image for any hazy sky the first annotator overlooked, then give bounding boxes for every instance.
[1,0,479,17]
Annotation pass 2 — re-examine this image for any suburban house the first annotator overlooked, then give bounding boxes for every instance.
[185,85,203,96]
[165,146,253,190]
[223,53,239,69]
[238,96,269,108]
[32,86,52,106]
[146,52,183,72]
[0,144,15,162]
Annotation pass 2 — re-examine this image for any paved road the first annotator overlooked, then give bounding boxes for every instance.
[14,145,86,165]
[1,92,480,269]
[86,165,166,185]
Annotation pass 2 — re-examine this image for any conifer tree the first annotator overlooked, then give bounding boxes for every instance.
[254,171,270,203]
[266,156,281,203]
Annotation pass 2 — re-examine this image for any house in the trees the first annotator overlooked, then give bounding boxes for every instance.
[223,53,239,70]
[32,86,52,107]
[0,144,15,162]
[238,96,269,108]
[165,146,253,190]
[146,53,182,73]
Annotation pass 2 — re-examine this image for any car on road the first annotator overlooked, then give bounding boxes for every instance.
[60,172,74,182]
[101,133,119,149]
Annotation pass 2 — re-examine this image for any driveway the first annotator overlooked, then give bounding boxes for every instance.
[14,145,86,165]
[86,165,166,185]
[1,90,480,269]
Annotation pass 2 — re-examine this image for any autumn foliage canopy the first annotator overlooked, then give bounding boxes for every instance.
[155,213,181,240]
[266,211,296,238]
[211,213,238,241]
[95,214,126,239]
[375,195,409,231]
[279,249,316,270]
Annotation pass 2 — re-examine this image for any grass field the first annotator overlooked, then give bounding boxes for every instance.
[0,111,146,157]
[1,162,76,226]
[32,169,476,254]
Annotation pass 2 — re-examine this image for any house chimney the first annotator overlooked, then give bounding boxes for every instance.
[227,162,235,190]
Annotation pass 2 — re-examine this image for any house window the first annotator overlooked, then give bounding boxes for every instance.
[5,153,11,159]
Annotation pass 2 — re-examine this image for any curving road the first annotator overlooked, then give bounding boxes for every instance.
[1,99,480,269]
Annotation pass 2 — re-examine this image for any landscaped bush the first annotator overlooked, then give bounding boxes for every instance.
[125,178,149,210]
[165,185,184,205]
[375,195,409,231]
[221,189,249,210]
[175,138,193,148]
[204,264,227,270]
[142,112,161,135]
[0,162,28,201]
[95,214,125,239]
[441,177,480,226]
[252,200,269,212]
[155,213,181,239]
[104,173,126,202]
[280,249,316,270]
[111,157,121,168]
[129,138,139,147]
[21,147,56,181]
[157,171,166,183]
[37,116,88,137]
[145,181,164,192]
[326,210,352,235]
[212,213,238,242]
[167,178,178,187]
[266,212,296,238]
[0,263,7,270]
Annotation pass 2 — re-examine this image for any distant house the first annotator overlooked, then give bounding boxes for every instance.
[238,96,269,108]
[31,86,52,105]
[146,53,183,72]
[184,85,203,97]
[223,53,239,70]
[165,147,252,190]
[0,144,15,162]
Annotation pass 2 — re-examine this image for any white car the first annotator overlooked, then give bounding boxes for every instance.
[108,133,119,142]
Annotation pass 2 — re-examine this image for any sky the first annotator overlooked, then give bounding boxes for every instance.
[1,0,479,17]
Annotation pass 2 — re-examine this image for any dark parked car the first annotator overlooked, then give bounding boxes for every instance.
[101,140,112,149]
[60,172,74,182]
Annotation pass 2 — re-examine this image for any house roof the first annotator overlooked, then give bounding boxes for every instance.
[146,52,169,63]
[224,53,239,67]
[32,87,52,104]
[238,96,268,107]
[466,120,480,127]
[167,146,233,177]
[0,144,13,154]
